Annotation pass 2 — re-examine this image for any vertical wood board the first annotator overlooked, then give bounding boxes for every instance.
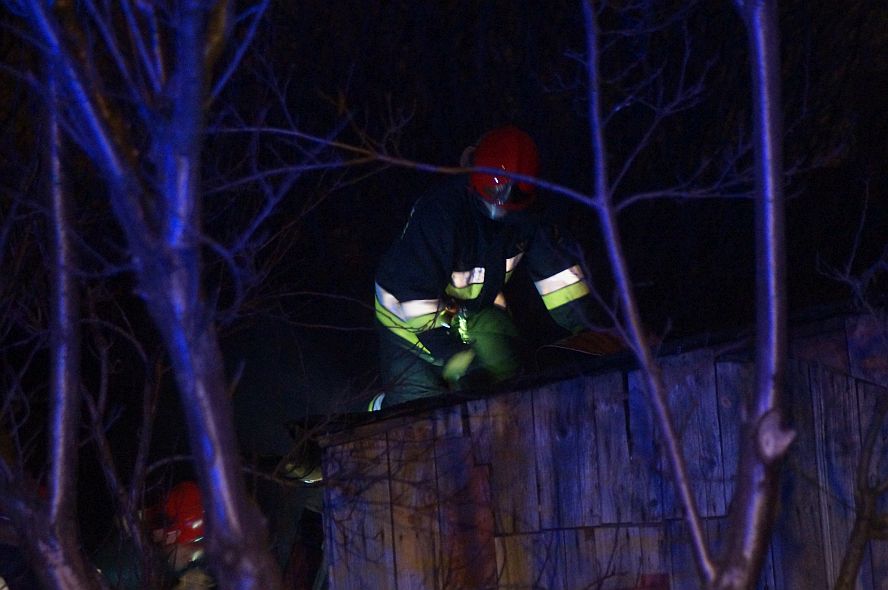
[466,398,492,465]
[388,419,441,590]
[591,525,667,590]
[810,364,862,588]
[852,380,888,590]
[559,527,607,590]
[872,540,888,590]
[714,361,752,503]
[626,370,665,524]
[847,314,888,388]
[494,531,565,590]
[324,436,395,590]
[789,323,849,375]
[658,349,726,518]
[435,434,497,589]
[487,390,540,534]
[771,360,829,590]
[667,517,777,590]
[433,404,466,440]
[534,377,601,529]
[593,371,640,525]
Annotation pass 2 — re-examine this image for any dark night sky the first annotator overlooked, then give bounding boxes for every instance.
[0,1,880,440]
[210,0,887,420]
[1,0,885,490]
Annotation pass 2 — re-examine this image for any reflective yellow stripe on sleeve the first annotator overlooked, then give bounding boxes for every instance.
[535,265,590,310]
[540,281,590,310]
[445,283,484,300]
[375,283,446,352]
[445,267,485,300]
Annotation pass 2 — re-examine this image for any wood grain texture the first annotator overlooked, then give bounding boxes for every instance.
[810,364,862,588]
[534,377,601,529]
[324,436,395,590]
[388,419,440,589]
[435,433,497,589]
[318,315,887,590]
[591,525,667,590]
[771,360,829,590]
[494,531,564,590]
[590,371,644,526]
[658,348,727,518]
[626,369,665,524]
[487,390,540,535]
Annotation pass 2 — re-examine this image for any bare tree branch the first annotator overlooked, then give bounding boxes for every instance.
[714,3,796,588]
[42,67,108,590]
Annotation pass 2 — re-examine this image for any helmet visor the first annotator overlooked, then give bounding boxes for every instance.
[480,178,534,211]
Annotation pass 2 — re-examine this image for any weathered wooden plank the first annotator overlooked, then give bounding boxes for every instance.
[658,348,727,518]
[487,389,540,534]
[435,431,497,589]
[494,531,564,590]
[851,380,888,590]
[666,517,711,590]
[872,543,888,590]
[714,361,752,504]
[387,419,441,590]
[846,314,888,389]
[559,527,607,589]
[323,436,395,590]
[771,359,829,590]
[466,397,492,465]
[758,540,780,590]
[591,525,667,589]
[789,317,850,375]
[593,371,645,525]
[810,363,864,588]
[432,405,462,439]
[667,517,777,590]
[626,370,665,524]
[534,377,601,529]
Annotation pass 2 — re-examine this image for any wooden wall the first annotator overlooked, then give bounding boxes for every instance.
[319,313,888,589]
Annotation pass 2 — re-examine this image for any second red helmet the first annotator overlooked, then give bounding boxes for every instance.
[469,125,539,211]
[164,481,205,545]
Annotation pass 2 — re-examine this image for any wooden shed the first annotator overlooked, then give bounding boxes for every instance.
[317,311,888,589]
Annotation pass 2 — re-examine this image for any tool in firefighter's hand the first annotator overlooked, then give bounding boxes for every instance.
[551,329,628,356]
[440,299,471,344]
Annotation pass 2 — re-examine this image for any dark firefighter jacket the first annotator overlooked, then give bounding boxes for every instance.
[375,175,598,364]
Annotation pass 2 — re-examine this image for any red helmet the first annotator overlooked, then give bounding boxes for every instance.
[164,481,205,545]
[469,125,539,212]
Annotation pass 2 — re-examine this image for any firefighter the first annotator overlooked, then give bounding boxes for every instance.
[284,125,624,485]
[158,480,208,577]
[92,480,212,589]
[371,125,623,410]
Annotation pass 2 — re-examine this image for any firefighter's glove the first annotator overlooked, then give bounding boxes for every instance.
[442,349,476,384]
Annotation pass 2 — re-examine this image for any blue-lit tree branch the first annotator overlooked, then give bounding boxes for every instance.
[581,0,718,584]
[45,71,109,590]
[577,1,795,589]
[716,2,795,589]
[4,1,286,588]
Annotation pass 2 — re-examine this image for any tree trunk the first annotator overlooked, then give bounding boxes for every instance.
[36,72,108,590]
[132,4,282,588]
[715,2,793,588]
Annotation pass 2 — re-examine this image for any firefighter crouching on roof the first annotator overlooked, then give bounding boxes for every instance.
[370,125,624,411]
